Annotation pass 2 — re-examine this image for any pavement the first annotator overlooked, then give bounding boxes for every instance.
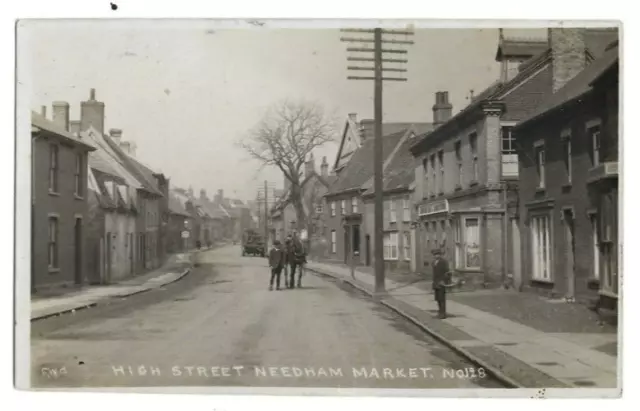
[305,261,620,389]
[30,245,504,389]
[30,250,198,321]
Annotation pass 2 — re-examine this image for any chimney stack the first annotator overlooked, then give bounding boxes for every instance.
[359,119,375,142]
[549,28,587,93]
[120,141,131,155]
[305,152,315,178]
[109,128,123,143]
[69,120,81,135]
[52,101,70,131]
[348,113,358,123]
[432,91,453,127]
[80,88,105,135]
[41,106,47,118]
[321,156,329,178]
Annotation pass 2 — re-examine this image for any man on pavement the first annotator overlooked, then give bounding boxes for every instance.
[432,248,450,319]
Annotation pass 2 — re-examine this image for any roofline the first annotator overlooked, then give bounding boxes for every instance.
[362,186,412,199]
[515,57,619,132]
[32,114,96,152]
[410,100,506,155]
[513,90,591,133]
[324,187,362,198]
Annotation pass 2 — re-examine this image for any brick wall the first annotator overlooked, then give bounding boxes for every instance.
[324,192,366,264]
[363,192,413,271]
[84,191,104,285]
[517,96,602,301]
[32,137,90,291]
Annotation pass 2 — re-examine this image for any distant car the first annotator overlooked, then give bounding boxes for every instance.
[241,229,265,257]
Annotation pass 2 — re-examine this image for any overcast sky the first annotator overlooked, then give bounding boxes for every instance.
[19,21,545,201]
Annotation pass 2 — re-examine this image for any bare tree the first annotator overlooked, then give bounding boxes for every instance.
[239,99,336,239]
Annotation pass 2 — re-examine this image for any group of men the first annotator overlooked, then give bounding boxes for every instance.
[267,232,451,319]
[268,232,307,291]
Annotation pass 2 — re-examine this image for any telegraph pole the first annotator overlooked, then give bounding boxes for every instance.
[264,180,269,246]
[341,27,414,294]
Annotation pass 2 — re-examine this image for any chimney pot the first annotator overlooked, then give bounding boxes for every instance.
[90,88,96,100]
[69,120,81,136]
[41,106,47,118]
[119,141,131,154]
[52,101,70,131]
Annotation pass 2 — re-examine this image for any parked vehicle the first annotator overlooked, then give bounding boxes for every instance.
[241,229,265,257]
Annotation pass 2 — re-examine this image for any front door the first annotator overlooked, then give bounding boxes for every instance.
[74,218,82,285]
[343,226,349,264]
[564,211,576,299]
[352,224,361,265]
[105,233,112,284]
[410,227,417,272]
[365,235,371,266]
[511,218,522,290]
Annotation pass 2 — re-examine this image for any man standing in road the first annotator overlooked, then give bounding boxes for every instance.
[432,249,450,319]
[287,232,306,288]
[268,240,285,291]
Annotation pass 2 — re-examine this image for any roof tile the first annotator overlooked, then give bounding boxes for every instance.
[327,129,407,195]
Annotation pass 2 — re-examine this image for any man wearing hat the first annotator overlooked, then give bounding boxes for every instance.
[432,248,450,319]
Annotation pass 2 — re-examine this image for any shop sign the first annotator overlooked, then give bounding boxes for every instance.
[418,199,449,217]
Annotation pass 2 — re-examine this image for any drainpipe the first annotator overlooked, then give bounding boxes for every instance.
[502,181,509,288]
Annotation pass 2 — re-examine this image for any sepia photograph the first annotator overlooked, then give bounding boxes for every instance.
[13,17,622,398]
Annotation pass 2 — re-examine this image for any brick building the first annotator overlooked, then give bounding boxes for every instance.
[409,28,617,289]
[324,117,432,266]
[78,89,166,273]
[361,132,422,272]
[167,191,194,253]
[513,33,619,305]
[31,107,95,292]
[83,129,140,285]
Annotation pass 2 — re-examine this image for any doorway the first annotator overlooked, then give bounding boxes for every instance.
[511,218,522,290]
[74,218,83,285]
[563,210,576,299]
[105,232,112,284]
[343,226,349,264]
[365,235,371,266]
[352,224,361,265]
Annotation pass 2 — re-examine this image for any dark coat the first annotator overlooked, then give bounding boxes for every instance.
[432,257,450,290]
[269,247,285,268]
[285,239,305,264]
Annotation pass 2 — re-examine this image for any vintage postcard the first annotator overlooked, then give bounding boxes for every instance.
[14,19,622,398]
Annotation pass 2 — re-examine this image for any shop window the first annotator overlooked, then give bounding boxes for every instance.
[464,218,481,269]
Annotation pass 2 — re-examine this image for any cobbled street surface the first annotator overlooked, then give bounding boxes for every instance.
[31,246,503,389]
